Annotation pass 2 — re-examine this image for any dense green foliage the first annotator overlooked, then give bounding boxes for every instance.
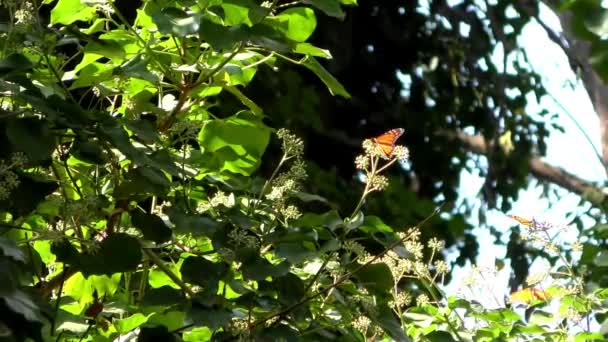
[1,0,608,341]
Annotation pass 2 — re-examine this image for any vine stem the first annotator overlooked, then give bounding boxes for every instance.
[250,206,442,329]
[418,278,465,342]
[251,154,288,214]
[350,154,378,218]
[142,248,195,298]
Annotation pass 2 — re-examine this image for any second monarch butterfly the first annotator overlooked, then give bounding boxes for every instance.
[372,128,405,157]
[508,214,534,227]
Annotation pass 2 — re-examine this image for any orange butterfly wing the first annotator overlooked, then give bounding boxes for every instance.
[508,214,534,227]
[372,128,404,156]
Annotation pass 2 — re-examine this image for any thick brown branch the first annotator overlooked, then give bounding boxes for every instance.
[456,131,606,207]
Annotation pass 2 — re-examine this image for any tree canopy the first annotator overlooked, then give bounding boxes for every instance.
[1,0,608,341]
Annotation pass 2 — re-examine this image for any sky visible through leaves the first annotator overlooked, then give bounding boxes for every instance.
[441,4,604,328]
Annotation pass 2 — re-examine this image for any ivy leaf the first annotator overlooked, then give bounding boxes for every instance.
[352,262,394,295]
[274,273,305,305]
[1,175,58,217]
[368,304,410,342]
[198,111,271,175]
[50,0,96,25]
[2,290,45,322]
[295,210,343,230]
[301,57,350,98]
[275,242,315,264]
[115,313,151,334]
[142,286,185,307]
[6,118,56,164]
[131,211,172,244]
[78,234,142,276]
[180,256,229,293]
[98,234,142,274]
[97,120,147,166]
[270,7,317,42]
[241,257,290,281]
[0,238,26,263]
[166,207,221,237]
[185,305,233,330]
[0,53,33,76]
[70,138,108,165]
[51,239,80,266]
[302,0,345,19]
[153,8,200,37]
[115,167,170,199]
[198,18,248,50]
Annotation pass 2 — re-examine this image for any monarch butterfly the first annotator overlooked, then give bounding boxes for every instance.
[508,214,534,227]
[372,128,404,157]
[510,287,550,304]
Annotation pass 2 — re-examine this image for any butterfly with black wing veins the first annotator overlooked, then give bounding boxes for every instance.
[372,128,405,159]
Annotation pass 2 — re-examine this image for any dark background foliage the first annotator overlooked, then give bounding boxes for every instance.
[247,0,550,273]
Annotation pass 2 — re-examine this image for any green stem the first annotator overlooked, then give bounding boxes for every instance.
[252,154,287,213]
[419,278,465,342]
[350,155,378,219]
[142,248,195,298]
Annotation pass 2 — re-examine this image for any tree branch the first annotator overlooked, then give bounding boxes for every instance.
[455,131,606,207]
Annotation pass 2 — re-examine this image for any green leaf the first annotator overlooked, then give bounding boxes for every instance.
[275,242,315,264]
[294,43,332,58]
[146,311,185,333]
[98,234,142,274]
[369,304,410,342]
[270,7,317,42]
[2,290,45,322]
[241,257,290,281]
[274,273,305,305]
[6,118,56,164]
[0,175,58,217]
[0,53,33,76]
[115,167,170,199]
[198,18,248,50]
[574,332,605,342]
[345,211,364,230]
[426,331,457,342]
[73,234,142,276]
[125,119,161,144]
[302,0,345,19]
[186,305,233,330]
[51,239,81,266]
[0,238,26,262]
[352,262,394,294]
[301,57,350,98]
[70,138,108,164]
[153,8,200,37]
[97,120,148,165]
[295,210,343,230]
[180,256,228,292]
[167,207,221,237]
[131,211,172,244]
[198,111,271,175]
[148,259,183,289]
[142,286,186,307]
[183,327,213,342]
[115,313,151,334]
[50,0,96,24]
